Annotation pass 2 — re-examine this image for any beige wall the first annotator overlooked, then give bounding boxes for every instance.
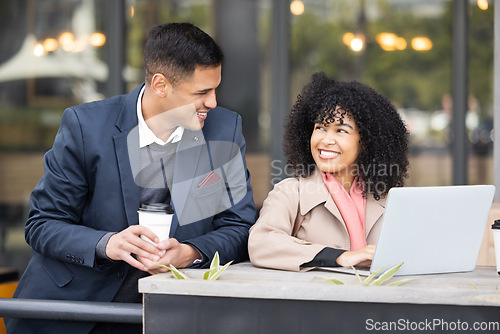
[0,153,44,205]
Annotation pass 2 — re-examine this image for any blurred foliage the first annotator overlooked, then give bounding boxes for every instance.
[127,0,212,73]
[0,0,493,152]
[287,0,493,117]
[469,4,494,116]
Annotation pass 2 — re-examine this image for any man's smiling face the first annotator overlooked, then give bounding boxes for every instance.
[161,65,221,131]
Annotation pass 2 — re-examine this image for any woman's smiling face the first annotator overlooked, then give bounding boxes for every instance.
[310,110,361,179]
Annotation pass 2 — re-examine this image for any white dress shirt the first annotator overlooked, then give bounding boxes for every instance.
[136,86,184,148]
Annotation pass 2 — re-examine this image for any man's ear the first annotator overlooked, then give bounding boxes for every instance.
[150,73,172,98]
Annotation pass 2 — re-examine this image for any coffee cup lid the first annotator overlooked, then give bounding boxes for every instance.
[492,220,500,229]
[139,203,174,214]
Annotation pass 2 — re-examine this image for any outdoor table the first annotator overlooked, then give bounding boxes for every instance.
[139,262,500,334]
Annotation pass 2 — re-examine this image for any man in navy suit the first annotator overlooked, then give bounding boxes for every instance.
[6,23,256,334]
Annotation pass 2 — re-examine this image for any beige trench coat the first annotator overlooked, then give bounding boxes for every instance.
[248,170,387,272]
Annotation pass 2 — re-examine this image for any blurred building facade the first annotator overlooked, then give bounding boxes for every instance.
[0,0,494,274]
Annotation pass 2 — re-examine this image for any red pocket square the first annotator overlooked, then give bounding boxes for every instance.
[198,171,221,188]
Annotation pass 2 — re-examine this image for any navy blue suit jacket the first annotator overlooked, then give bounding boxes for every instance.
[6,84,256,334]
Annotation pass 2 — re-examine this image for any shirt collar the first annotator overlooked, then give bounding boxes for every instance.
[136,86,185,148]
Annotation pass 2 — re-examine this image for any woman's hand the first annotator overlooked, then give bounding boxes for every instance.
[335,244,376,267]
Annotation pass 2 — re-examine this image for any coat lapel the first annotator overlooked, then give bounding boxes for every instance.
[365,195,386,236]
[299,170,345,224]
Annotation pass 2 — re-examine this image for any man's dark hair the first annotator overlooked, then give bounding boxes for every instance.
[144,22,224,85]
[284,72,410,200]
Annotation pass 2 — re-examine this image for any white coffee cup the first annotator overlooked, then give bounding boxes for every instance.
[492,220,500,275]
[138,203,174,246]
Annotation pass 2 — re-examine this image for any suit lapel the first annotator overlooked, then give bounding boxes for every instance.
[170,129,205,232]
[114,131,140,226]
[113,84,143,226]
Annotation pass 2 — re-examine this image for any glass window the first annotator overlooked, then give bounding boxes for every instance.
[0,0,109,274]
[0,0,494,275]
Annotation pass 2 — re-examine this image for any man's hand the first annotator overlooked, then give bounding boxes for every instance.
[106,225,164,271]
[139,238,202,274]
[336,244,376,268]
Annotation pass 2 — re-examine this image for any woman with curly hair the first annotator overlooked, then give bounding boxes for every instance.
[248,72,409,271]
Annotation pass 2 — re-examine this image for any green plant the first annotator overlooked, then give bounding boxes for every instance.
[156,251,233,281]
[156,264,190,279]
[314,263,416,287]
[202,251,233,280]
[313,277,344,285]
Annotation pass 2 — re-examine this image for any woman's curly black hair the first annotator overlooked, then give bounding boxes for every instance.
[284,72,409,200]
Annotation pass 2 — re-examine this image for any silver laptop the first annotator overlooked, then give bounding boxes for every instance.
[320,185,495,276]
